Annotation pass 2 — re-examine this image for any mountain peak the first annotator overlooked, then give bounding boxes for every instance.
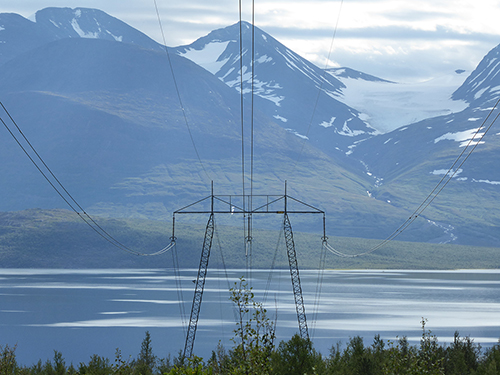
[173,21,377,151]
[34,7,164,51]
[452,43,500,106]
[35,7,115,39]
[326,67,393,83]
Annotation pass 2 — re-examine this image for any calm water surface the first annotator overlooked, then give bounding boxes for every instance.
[0,268,499,366]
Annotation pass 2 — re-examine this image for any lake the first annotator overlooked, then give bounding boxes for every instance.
[0,268,499,366]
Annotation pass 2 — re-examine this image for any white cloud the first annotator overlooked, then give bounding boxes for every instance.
[3,0,500,81]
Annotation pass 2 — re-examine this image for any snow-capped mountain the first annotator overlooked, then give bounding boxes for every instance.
[0,7,499,246]
[173,21,378,154]
[350,45,500,245]
[452,43,500,107]
[0,7,163,66]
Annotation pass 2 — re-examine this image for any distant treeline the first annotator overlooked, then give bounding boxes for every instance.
[2,324,500,374]
[1,209,499,269]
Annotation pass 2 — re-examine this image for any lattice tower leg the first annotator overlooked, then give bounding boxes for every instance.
[283,213,309,339]
[183,213,215,358]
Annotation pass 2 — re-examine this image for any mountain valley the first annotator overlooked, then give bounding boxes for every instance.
[0,7,499,250]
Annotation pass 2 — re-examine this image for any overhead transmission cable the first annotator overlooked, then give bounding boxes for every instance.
[239,0,257,280]
[238,0,247,258]
[289,0,344,176]
[0,101,173,257]
[171,242,187,336]
[246,0,256,282]
[325,98,500,258]
[153,0,211,184]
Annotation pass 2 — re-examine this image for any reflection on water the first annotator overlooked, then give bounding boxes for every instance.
[0,268,499,365]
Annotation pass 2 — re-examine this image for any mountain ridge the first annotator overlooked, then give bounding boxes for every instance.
[0,7,499,247]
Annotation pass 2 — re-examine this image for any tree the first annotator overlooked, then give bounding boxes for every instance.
[271,334,324,375]
[418,318,445,375]
[228,277,276,375]
[383,319,445,375]
[166,356,213,375]
[134,331,157,375]
[78,354,112,375]
[0,344,18,375]
[443,331,481,375]
[478,342,500,375]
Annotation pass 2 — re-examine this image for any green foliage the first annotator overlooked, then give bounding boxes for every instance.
[417,318,445,374]
[443,332,481,375]
[478,343,500,375]
[380,319,445,375]
[166,356,212,375]
[78,354,112,374]
[134,331,156,375]
[228,277,276,374]
[3,314,500,375]
[111,348,133,375]
[0,344,17,375]
[271,334,324,375]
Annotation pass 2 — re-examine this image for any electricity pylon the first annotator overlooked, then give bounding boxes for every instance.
[173,182,325,358]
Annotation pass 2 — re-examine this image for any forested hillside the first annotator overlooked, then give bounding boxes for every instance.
[1,209,498,269]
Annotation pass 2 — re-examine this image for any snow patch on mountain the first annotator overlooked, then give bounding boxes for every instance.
[434,128,485,147]
[472,179,500,185]
[332,72,469,133]
[274,115,287,122]
[319,117,336,128]
[224,70,285,105]
[71,18,97,38]
[178,41,231,75]
[68,9,100,39]
[469,59,500,92]
[336,120,366,137]
[431,168,464,177]
[256,55,272,64]
[286,128,308,139]
[178,39,288,106]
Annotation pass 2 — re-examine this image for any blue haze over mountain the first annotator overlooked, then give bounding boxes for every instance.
[0,7,499,246]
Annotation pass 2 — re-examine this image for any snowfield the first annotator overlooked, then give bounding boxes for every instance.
[331,72,470,133]
[179,41,231,75]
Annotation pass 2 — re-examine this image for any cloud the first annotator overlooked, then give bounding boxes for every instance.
[3,0,500,82]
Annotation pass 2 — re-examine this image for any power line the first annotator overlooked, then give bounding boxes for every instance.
[325,98,500,258]
[289,0,344,176]
[238,0,247,250]
[153,0,211,184]
[0,101,173,257]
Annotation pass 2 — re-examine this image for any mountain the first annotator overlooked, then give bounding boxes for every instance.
[173,22,378,154]
[0,8,388,240]
[327,67,393,83]
[351,45,500,245]
[0,7,499,248]
[0,7,163,66]
[0,36,303,208]
[452,43,500,107]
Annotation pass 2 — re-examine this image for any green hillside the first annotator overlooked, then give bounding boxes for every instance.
[0,208,498,269]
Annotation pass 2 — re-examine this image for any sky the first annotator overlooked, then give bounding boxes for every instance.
[2,0,500,82]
